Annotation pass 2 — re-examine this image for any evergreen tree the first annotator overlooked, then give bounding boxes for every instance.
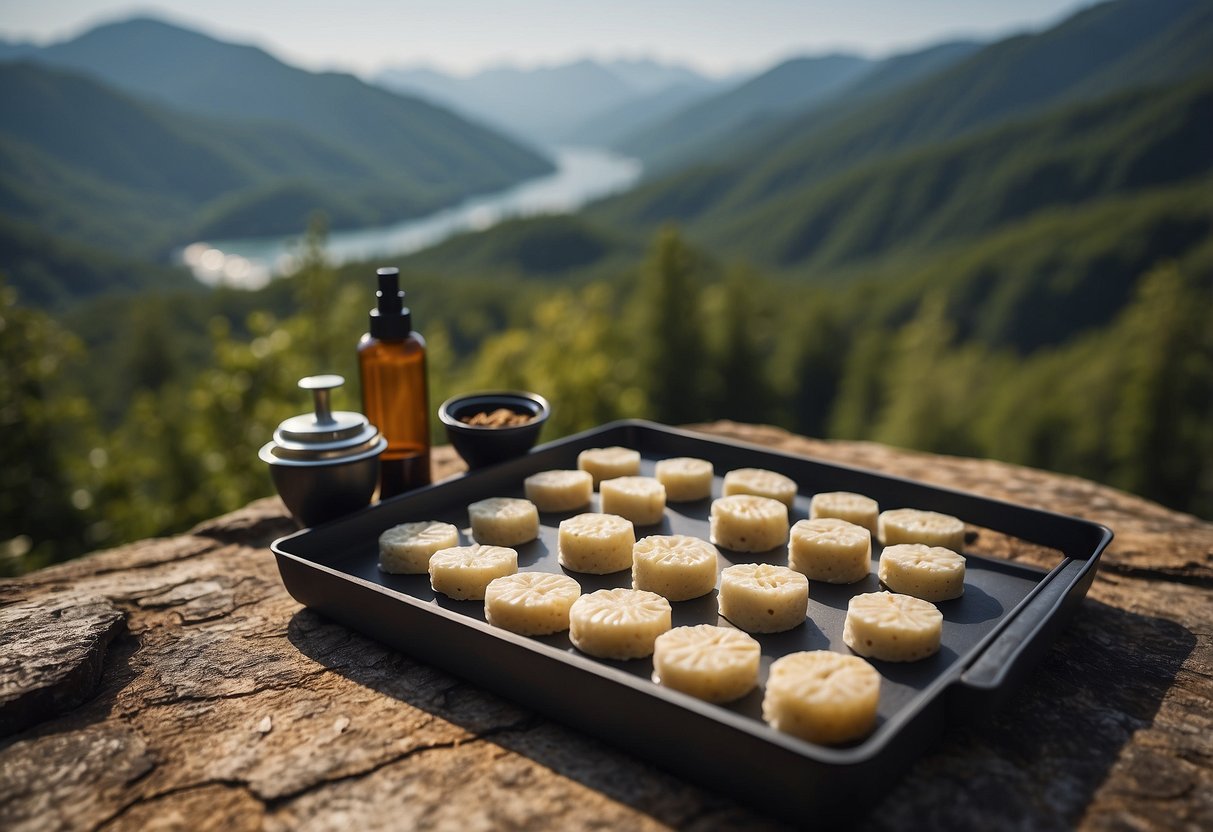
[638,227,707,424]
[1109,262,1213,511]
[708,268,775,423]
[789,299,846,438]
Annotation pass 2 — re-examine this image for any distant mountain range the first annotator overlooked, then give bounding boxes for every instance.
[592,0,1213,264]
[375,58,729,147]
[387,0,1213,360]
[616,40,984,173]
[0,17,554,300]
[4,0,1211,314]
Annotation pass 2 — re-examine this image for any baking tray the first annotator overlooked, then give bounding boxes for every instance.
[271,420,1113,824]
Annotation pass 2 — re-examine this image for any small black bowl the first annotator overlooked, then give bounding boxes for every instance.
[438,390,551,469]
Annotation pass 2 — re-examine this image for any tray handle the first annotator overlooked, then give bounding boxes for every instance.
[957,557,1090,695]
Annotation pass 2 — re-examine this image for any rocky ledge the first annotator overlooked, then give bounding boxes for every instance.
[1,423,1210,830]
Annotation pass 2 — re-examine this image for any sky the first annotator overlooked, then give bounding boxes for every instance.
[1,0,1096,78]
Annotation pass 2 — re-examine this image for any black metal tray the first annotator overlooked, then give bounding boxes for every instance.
[271,420,1112,824]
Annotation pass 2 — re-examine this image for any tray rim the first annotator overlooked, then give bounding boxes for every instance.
[271,419,1113,768]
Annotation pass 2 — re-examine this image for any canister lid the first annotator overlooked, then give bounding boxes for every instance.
[259,375,386,465]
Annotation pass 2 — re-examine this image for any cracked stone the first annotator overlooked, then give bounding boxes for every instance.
[0,433,1210,831]
[0,594,125,737]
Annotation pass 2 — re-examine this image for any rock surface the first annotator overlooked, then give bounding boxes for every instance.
[0,423,1209,831]
[0,595,125,736]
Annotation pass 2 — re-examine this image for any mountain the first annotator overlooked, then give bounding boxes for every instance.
[0,38,40,60]
[700,74,1213,270]
[594,0,1213,243]
[564,82,722,147]
[27,18,552,195]
[0,60,540,251]
[615,40,982,172]
[599,58,714,93]
[376,57,718,146]
[830,40,982,103]
[615,53,872,169]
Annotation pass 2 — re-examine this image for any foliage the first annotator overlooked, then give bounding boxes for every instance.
[0,276,95,575]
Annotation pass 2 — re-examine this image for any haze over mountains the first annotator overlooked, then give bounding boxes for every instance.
[375,58,730,147]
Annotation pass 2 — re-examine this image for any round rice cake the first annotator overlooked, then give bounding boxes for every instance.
[600,476,666,526]
[810,491,879,535]
[429,544,518,601]
[569,588,672,660]
[844,591,943,662]
[710,494,789,552]
[788,517,871,584]
[378,520,460,574]
[558,512,636,574]
[762,651,880,744]
[524,469,593,513]
[652,625,760,703]
[577,446,641,487]
[654,457,714,502]
[722,467,797,508]
[878,508,965,552]
[468,497,540,547]
[719,563,808,633]
[484,572,582,635]
[878,543,965,601]
[632,534,719,601]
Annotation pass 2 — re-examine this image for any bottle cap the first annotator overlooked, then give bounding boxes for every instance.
[369,267,411,339]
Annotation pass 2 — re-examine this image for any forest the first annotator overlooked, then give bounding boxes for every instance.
[4,205,1210,577]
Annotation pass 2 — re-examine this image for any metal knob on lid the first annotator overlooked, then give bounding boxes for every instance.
[260,375,387,466]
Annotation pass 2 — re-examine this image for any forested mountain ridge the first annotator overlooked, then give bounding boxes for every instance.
[0,18,556,302]
[615,53,872,170]
[27,17,553,187]
[595,0,1213,232]
[0,61,517,257]
[694,74,1213,270]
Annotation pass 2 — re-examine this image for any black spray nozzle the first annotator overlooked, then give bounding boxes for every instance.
[369,266,411,339]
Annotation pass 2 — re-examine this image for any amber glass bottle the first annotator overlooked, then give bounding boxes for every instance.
[358,267,431,498]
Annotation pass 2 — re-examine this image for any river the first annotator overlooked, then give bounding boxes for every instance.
[179,147,642,290]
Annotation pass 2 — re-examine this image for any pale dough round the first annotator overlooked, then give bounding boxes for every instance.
[788,517,871,584]
[810,491,879,534]
[468,497,540,546]
[484,572,582,635]
[577,446,641,487]
[654,457,714,502]
[600,476,666,526]
[558,512,636,574]
[718,563,808,633]
[877,508,965,552]
[710,494,789,552]
[652,625,760,703]
[632,534,719,601]
[762,651,880,745]
[378,521,460,574]
[569,588,672,660]
[844,591,943,662]
[524,470,593,512]
[429,544,518,601]
[722,467,797,507]
[878,543,965,601]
